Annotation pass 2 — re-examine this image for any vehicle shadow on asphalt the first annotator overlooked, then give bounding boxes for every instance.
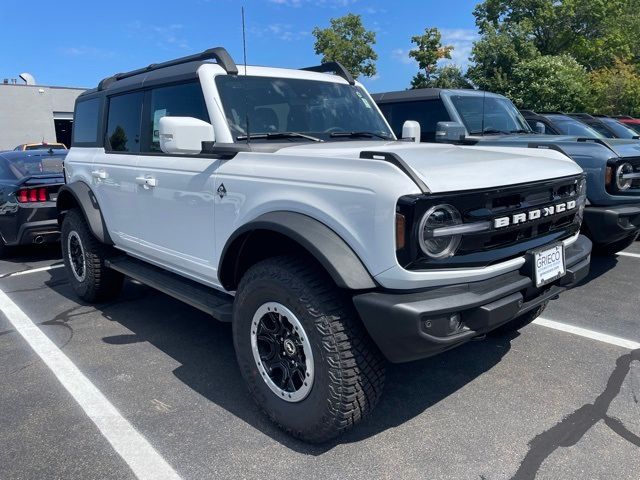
[43,273,516,455]
[574,255,619,287]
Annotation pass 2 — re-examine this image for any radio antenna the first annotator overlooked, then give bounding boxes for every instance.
[480,89,486,137]
[241,6,250,144]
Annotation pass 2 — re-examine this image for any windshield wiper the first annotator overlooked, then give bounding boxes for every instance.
[329,131,391,140]
[469,128,510,135]
[236,132,323,142]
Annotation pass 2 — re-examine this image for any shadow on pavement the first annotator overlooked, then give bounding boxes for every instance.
[44,272,514,455]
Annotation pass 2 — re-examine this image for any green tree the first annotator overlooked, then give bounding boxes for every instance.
[408,28,453,88]
[588,60,640,116]
[507,54,589,111]
[466,22,539,94]
[430,65,474,89]
[312,14,378,79]
[473,0,639,71]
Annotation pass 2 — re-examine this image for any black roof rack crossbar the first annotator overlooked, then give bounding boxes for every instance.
[301,61,355,85]
[98,47,238,91]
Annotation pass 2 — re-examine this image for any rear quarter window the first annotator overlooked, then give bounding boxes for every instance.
[379,99,450,142]
[72,98,101,146]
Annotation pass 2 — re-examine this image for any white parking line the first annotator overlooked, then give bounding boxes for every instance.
[534,317,640,350]
[3,264,65,278]
[0,288,182,480]
[617,251,640,259]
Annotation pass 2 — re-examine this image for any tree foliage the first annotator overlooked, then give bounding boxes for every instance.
[588,60,640,116]
[409,28,453,84]
[507,55,589,111]
[312,14,378,79]
[469,0,640,114]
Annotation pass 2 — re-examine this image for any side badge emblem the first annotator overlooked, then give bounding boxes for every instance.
[217,183,227,199]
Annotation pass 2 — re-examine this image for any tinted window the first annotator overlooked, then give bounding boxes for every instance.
[379,100,451,141]
[449,95,531,135]
[601,118,639,138]
[216,76,392,142]
[73,98,100,145]
[147,82,209,152]
[106,92,143,152]
[586,121,615,138]
[545,115,604,138]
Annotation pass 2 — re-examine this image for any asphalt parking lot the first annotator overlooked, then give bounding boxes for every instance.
[0,244,638,480]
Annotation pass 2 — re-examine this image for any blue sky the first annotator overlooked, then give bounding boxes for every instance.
[0,0,480,93]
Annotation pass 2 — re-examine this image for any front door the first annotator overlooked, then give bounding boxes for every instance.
[132,82,219,284]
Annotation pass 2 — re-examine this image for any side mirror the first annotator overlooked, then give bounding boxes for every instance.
[535,122,546,134]
[401,120,421,143]
[159,117,215,155]
[435,121,466,143]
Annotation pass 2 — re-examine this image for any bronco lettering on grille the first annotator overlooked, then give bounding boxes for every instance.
[493,200,577,229]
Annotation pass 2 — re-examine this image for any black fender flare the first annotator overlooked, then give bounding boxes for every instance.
[56,181,113,244]
[218,211,377,291]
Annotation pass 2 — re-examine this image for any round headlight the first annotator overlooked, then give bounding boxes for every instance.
[616,163,634,191]
[419,204,462,259]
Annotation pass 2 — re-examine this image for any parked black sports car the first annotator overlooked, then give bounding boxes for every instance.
[0,149,66,256]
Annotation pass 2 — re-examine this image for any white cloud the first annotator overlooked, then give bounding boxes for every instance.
[60,47,115,59]
[126,22,190,50]
[269,0,357,7]
[391,48,415,66]
[249,23,309,41]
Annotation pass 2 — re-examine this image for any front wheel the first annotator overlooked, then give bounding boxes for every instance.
[61,209,123,302]
[233,255,386,443]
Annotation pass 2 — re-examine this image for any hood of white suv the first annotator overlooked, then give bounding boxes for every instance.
[278,141,583,193]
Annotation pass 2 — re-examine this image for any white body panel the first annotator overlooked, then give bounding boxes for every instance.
[64,63,584,291]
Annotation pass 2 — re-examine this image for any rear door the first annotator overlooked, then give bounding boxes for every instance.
[91,91,144,251]
[133,81,220,283]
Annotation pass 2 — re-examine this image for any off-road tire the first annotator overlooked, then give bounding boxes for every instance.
[593,234,637,256]
[233,254,386,443]
[61,209,123,302]
[490,301,549,336]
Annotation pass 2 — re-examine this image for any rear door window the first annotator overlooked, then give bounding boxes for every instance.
[106,92,144,152]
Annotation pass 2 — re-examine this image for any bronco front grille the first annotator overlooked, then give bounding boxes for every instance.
[396,174,585,270]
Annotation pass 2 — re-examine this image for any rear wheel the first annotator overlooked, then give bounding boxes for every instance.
[593,234,637,256]
[61,209,123,302]
[233,255,385,443]
[490,301,548,336]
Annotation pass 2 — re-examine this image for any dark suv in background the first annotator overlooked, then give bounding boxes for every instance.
[373,88,640,254]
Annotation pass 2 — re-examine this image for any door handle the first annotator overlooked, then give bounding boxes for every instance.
[91,169,107,180]
[135,175,157,189]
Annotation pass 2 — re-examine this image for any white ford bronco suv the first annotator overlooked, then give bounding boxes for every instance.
[59,47,592,442]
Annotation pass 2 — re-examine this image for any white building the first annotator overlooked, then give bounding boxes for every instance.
[0,75,85,150]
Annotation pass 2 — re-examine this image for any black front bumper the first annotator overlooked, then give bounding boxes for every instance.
[353,235,592,363]
[583,204,640,245]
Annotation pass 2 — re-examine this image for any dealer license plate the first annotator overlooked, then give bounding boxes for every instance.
[533,243,565,288]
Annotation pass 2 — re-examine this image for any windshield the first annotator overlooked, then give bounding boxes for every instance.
[215,75,393,142]
[545,114,605,138]
[449,94,532,135]
[600,118,639,138]
[0,153,65,181]
[621,122,640,134]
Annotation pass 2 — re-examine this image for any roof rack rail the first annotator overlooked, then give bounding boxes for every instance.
[301,61,355,85]
[98,47,238,91]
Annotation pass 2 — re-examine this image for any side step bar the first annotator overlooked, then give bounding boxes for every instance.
[106,257,233,322]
